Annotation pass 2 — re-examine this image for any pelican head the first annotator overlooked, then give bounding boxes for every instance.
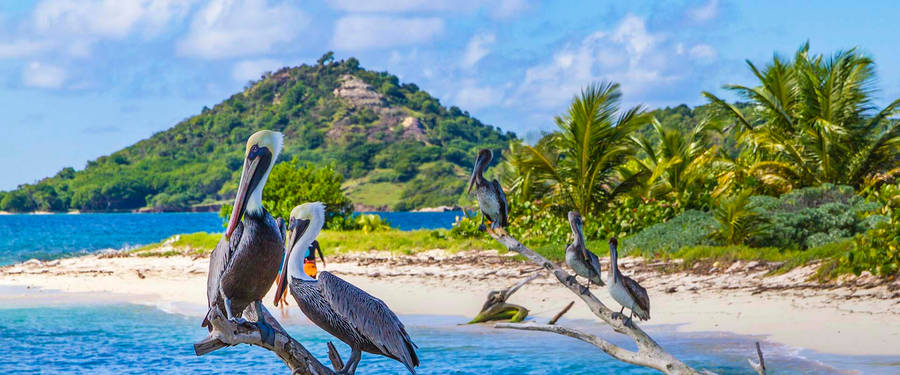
[225,130,283,239]
[609,237,619,256]
[568,211,584,246]
[467,149,493,194]
[274,202,326,305]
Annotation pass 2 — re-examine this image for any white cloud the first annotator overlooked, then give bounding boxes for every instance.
[177,0,307,59]
[32,0,194,39]
[326,0,528,19]
[689,43,716,61]
[461,32,495,68]
[231,58,283,82]
[688,0,719,23]
[455,81,502,110]
[332,16,444,50]
[0,40,50,59]
[22,61,66,89]
[511,14,686,111]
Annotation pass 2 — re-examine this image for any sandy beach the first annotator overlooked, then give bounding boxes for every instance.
[1,249,899,357]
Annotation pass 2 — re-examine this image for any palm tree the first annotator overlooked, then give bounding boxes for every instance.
[512,82,650,215]
[704,43,900,190]
[628,118,719,207]
[710,190,768,245]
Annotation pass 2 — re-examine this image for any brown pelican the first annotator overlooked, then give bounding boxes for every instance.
[607,238,650,326]
[564,211,604,287]
[202,130,284,348]
[274,203,419,375]
[276,240,325,308]
[467,149,508,231]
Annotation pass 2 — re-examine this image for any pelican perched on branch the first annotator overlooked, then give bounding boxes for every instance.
[467,149,508,231]
[198,130,284,354]
[564,211,604,287]
[274,203,419,375]
[607,238,650,326]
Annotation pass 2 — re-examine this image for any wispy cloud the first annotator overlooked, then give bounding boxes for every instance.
[687,0,719,23]
[22,61,66,89]
[326,0,529,17]
[231,58,284,82]
[332,16,444,50]
[177,0,307,59]
[461,32,495,68]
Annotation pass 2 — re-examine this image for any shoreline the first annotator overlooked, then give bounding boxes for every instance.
[1,250,899,358]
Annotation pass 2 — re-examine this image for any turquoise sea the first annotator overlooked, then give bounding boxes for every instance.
[0,211,468,266]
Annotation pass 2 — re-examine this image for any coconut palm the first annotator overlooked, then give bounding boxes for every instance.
[628,118,719,207]
[513,82,650,215]
[704,43,900,190]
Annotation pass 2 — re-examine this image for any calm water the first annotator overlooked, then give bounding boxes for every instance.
[0,303,885,374]
[0,211,465,266]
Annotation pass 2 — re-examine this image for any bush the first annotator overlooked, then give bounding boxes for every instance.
[749,185,881,249]
[841,183,900,278]
[622,210,718,256]
[355,214,392,233]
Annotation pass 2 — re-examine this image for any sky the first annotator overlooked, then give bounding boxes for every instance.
[1,0,899,190]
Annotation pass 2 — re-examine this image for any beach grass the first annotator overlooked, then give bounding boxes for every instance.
[130,229,504,257]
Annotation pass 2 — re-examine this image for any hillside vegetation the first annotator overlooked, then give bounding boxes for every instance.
[0,53,514,212]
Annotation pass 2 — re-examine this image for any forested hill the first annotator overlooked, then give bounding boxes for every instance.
[0,54,516,212]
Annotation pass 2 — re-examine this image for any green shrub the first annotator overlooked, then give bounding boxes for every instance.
[355,213,392,233]
[711,191,769,245]
[622,210,718,256]
[750,185,881,249]
[841,183,900,278]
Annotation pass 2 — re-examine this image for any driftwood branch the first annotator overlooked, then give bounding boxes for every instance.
[748,342,766,375]
[469,272,540,324]
[489,230,703,375]
[195,304,339,375]
[548,301,575,325]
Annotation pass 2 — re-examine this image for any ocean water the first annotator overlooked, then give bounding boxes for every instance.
[0,211,465,266]
[1,302,888,374]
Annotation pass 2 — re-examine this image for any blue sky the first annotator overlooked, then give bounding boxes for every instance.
[1,0,899,190]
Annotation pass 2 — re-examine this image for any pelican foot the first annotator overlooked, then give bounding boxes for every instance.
[257,320,275,346]
[579,284,590,295]
[611,312,622,320]
[624,317,635,328]
[565,275,577,285]
[229,317,249,325]
[478,223,487,232]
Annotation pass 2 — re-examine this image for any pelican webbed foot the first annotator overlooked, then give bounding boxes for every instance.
[565,275,577,285]
[223,297,248,325]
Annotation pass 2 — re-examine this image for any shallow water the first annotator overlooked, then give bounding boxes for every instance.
[0,301,890,374]
[0,211,466,266]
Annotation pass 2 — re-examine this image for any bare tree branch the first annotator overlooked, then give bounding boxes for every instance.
[548,301,575,325]
[489,230,704,375]
[748,342,766,375]
[195,304,339,375]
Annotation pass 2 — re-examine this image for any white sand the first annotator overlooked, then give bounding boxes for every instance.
[1,251,898,356]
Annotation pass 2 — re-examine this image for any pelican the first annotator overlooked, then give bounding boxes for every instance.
[607,238,650,326]
[467,149,508,231]
[201,130,284,350]
[274,203,419,375]
[276,240,325,308]
[564,211,604,287]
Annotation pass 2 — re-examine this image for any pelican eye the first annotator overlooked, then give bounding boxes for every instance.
[247,144,260,159]
[289,218,297,229]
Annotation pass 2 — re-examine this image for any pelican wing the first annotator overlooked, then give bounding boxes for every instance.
[203,222,244,327]
[584,250,604,285]
[318,272,419,371]
[492,179,509,227]
[622,275,650,317]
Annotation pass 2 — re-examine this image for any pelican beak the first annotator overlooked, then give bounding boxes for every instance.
[226,153,263,239]
[274,218,310,306]
[467,154,486,194]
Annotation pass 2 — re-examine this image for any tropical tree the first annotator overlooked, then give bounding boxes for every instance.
[710,190,769,245]
[704,43,900,191]
[627,118,719,208]
[512,82,651,215]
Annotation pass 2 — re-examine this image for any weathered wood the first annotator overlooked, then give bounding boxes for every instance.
[748,342,766,375]
[327,342,345,372]
[547,301,575,325]
[195,304,339,375]
[469,272,539,323]
[489,230,704,375]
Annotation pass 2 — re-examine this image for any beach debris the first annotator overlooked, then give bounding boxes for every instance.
[468,272,540,324]
[547,301,575,325]
[747,342,767,375]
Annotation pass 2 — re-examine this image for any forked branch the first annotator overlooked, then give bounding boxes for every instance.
[195,304,339,375]
[489,230,703,375]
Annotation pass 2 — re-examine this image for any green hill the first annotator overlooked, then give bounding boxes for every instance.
[0,54,516,212]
